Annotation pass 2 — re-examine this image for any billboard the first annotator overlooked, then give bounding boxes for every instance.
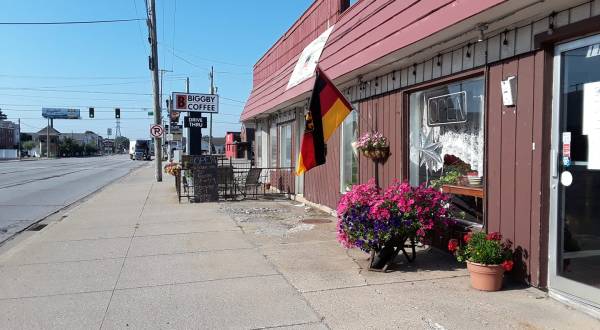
[171,93,219,113]
[42,108,81,119]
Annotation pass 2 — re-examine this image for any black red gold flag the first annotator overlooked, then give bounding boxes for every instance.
[296,67,352,175]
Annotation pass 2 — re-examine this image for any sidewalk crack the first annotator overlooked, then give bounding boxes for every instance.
[98,181,153,330]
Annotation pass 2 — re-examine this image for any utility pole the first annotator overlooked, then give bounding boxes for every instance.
[17,118,21,159]
[209,66,214,155]
[148,0,162,182]
[185,77,190,154]
[46,118,50,158]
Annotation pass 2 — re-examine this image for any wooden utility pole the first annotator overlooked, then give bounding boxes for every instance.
[148,0,162,181]
[209,66,214,154]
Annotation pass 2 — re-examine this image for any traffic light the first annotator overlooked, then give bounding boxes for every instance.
[115,108,121,119]
[89,107,94,118]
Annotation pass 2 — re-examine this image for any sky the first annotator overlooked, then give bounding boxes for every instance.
[0,0,313,140]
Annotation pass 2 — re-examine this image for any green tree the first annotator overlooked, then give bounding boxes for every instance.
[114,136,129,153]
[21,140,36,151]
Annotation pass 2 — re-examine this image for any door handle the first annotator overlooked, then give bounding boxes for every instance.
[551,149,558,178]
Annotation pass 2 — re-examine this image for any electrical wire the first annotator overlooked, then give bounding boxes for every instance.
[0,18,145,25]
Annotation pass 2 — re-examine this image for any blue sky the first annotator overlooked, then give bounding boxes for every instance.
[0,0,312,139]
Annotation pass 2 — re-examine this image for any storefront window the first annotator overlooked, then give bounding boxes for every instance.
[340,109,358,192]
[279,123,292,167]
[269,124,277,167]
[255,130,262,167]
[409,77,485,224]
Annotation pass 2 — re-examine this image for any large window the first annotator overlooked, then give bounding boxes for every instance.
[340,108,358,192]
[279,123,292,167]
[409,77,485,224]
[255,130,262,167]
[269,124,277,167]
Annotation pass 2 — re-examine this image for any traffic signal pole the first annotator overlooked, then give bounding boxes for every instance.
[149,0,162,182]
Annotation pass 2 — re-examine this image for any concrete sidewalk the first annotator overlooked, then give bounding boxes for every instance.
[0,165,597,329]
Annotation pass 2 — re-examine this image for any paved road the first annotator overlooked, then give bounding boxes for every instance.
[0,155,146,243]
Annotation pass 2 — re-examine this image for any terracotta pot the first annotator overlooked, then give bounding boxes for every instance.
[466,261,505,291]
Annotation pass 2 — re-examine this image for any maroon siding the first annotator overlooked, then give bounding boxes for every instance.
[304,129,341,209]
[486,51,549,287]
[358,91,404,187]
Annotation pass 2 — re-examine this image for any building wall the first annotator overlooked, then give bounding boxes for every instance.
[357,91,405,188]
[486,50,550,287]
[304,128,341,209]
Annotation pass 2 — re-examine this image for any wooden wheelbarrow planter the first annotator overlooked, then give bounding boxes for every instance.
[368,236,417,272]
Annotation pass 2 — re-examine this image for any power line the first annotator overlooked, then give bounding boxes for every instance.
[0,18,145,25]
[0,73,149,80]
[0,92,151,103]
[0,87,247,104]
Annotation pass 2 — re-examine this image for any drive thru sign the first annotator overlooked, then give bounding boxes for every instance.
[172,92,219,113]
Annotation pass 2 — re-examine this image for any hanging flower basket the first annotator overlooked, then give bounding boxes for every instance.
[361,146,390,161]
[356,131,390,161]
[164,162,182,176]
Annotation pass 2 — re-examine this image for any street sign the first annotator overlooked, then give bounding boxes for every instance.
[170,124,183,133]
[150,124,164,138]
[184,116,207,128]
[172,92,219,113]
[42,108,81,119]
[107,128,112,136]
[166,133,182,141]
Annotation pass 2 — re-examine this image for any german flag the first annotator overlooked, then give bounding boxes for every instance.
[297,67,353,175]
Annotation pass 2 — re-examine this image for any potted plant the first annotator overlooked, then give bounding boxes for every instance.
[337,179,451,269]
[355,131,390,161]
[448,231,514,291]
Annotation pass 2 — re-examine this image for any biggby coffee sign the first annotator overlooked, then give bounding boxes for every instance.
[172,92,219,113]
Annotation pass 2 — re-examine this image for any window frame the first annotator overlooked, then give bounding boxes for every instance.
[406,73,487,226]
[339,106,359,193]
[279,122,292,168]
[269,123,277,167]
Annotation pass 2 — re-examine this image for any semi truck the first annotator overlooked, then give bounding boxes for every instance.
[129,140,152,160]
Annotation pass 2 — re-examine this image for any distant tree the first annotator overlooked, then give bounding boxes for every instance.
[21,140,36,151]
[114,136,130,153]
[0,109,7,120]
[59,138,82,157]
[84,142,99,156]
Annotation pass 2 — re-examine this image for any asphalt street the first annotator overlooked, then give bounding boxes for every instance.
[0,155,146,243]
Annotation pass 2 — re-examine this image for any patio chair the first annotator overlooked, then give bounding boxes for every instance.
[216,166,236,199]
[239,167,262,199]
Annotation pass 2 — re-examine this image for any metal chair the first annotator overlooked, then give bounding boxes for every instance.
[239,167,262,199]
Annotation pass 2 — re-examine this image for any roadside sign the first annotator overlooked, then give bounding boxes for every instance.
[107,128,112,136]
[150,124,164,138]
[171,92,219,113]
[170,124,183,133]
[42,108,81,119]
[166,133,182,141]
[184,116,207,128]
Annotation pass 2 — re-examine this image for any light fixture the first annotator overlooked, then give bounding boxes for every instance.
[477,24,488,42]
[502,30,509,46]
[548,12,556,35]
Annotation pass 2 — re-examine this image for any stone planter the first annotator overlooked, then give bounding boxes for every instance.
[466,261,505,291]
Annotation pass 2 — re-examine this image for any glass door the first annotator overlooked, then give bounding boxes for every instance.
[550,34,600,309]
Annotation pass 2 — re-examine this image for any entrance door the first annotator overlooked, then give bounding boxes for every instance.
[550,34,600,309]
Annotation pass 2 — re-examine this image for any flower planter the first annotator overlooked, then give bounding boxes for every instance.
[466,261,505,291]
[360,146,390,161]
